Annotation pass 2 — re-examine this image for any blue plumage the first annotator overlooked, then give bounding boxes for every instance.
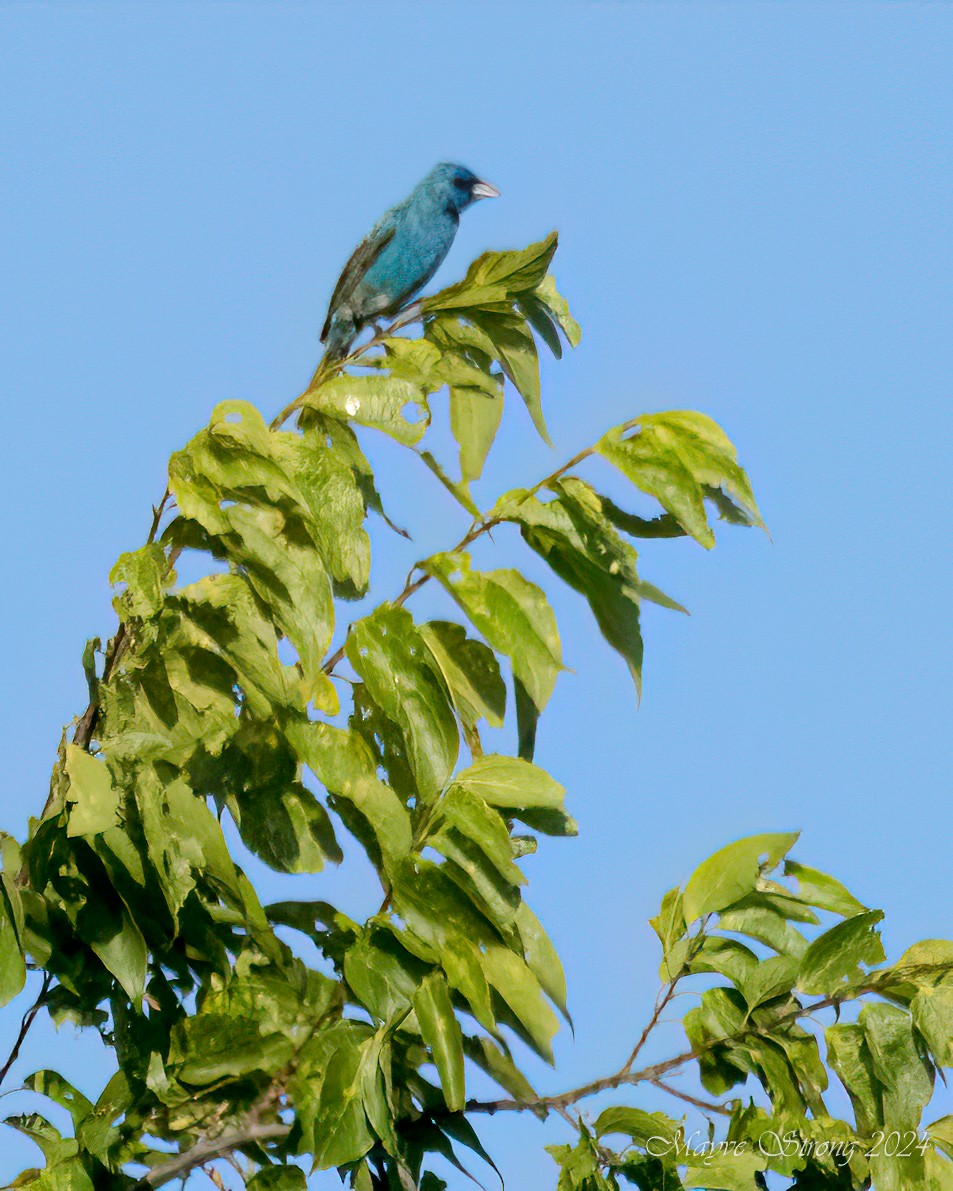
[320,163,499,358]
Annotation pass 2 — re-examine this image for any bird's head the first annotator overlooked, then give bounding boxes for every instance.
[425,163,500,213]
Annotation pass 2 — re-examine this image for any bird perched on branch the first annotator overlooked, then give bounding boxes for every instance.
[320,162,500,359]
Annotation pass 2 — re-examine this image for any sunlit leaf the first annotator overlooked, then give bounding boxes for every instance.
[346,604,459,803]
[597,411,764,548]
[797,911,885,995]
[683,833,799,922]
[414,972,466,1111]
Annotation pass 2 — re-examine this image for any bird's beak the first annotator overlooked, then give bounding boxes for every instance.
[471,180,501,200]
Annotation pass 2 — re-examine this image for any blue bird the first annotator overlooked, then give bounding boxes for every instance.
[320,163,500,359]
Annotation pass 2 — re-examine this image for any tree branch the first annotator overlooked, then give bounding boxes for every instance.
[463,982,878,1118]
[134,1121,290,1189]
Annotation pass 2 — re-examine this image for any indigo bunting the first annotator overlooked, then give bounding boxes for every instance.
[321,163,499,358]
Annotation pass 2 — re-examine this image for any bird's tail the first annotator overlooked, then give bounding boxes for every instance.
[322,314,356,362]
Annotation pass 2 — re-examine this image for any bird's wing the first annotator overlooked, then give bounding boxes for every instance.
[320,220,397,342]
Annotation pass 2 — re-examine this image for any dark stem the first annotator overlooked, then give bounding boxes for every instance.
[0,973,52,1089]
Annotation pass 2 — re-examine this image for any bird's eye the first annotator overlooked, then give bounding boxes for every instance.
[453,177,469,190]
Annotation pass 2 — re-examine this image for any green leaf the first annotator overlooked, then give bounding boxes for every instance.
[290,721,412,876]
[423,283,512,314]
[344,930,426,1021]
[414,972,466,1111]
[75,1070,132,1159]
[360,1030,398,1153]
[770,1025,829,1114]
[64,746,120,838]
[783,860,869,918]
[547,1126,614,1191]
[425,234,558,314]
[428,786,524,887]
[4,1153,95,1191]
[4,1112,76,1167]
[797,910,885,995]
[471,310,550,445]
[718,899,810,958]
[166,572,302,717]
[312,1033,376,1168]
[170,401,309,523]
[179,500,335,696]
[533,273,582,348]
[306,373,430,445]
[377,336,445,389]
[594,1106,680,1148]
[441,936,497,1033]
[197,964,341,1045]
[463,1035,537,1105]
[0,886,26,1006]
[861,1002,934,1132]
[246,1169,308,1190]
[518,294,563,358]
[391,859,497,953]
[602,498,686,540]
[451,754,567,812]
[650,886,686,954]
[450,384,505,485]
[682,1150,768,1190]
[22,1071,93,1131]
[79,895,147,1004]
[171,1013,295,1085]
[682,833,799,922]
[423,551,562,718]
[470,233,559,291]
[419,621,506,731]
[740,955,800,1009]
[109,543,173,620]
[231,781,339,875]
[895,938,953,983]
[597,411,764,548]
[137,772,241,910]
[499,478,680,696]
[689,936,760,989]
[516,901,569,1019]
[285,422,374,600]
[912,984,953,1065]
[418,449,481,517]
[480,944,560,1063]
[346,605,459,802]
[514,676,539,763]
[928,1115,953,1161]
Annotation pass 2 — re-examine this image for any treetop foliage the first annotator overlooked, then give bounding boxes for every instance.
[2,234,951,1191]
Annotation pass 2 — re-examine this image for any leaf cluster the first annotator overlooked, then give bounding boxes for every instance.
[1,237,946,1191]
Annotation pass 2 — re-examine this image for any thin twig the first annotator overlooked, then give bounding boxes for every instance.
[648,1077,732,1116]
[0,973,51,1089]
[622,977,680,1074]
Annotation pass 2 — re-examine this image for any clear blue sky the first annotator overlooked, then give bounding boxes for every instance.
[1,2,950,1187]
